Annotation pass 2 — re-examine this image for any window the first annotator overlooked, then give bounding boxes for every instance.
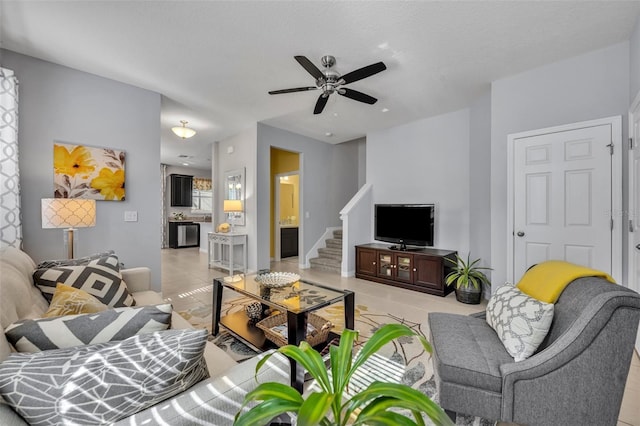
[192,178,212,212]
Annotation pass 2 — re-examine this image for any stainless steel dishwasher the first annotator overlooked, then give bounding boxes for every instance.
[169,222,200,248]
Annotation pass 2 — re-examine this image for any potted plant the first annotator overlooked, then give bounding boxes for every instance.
[234,323,453,426]
[445,253,491,304]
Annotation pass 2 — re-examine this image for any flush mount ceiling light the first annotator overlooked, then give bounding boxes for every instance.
[171,120,196,139]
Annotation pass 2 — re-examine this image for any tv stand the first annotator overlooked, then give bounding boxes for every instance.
[389,243,408,251]
[355,243,456,296]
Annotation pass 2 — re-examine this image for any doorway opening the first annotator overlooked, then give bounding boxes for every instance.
[270,147,301,262]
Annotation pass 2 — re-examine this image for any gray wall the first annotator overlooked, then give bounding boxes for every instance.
[216,125,258,270]
[366,108,471,255]
[256,123,360,271]
[468,90,492,276]
[630,17,640,102]
[3,50,162,288]
[490,42,630,289]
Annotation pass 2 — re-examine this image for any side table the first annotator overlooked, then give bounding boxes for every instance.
[208,232,247,275]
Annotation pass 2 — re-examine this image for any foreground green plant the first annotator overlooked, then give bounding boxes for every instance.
[234,323,453,426]
[445,253,492,290]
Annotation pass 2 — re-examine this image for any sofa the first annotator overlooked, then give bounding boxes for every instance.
[428,276,640,426]
[0,247,290,425]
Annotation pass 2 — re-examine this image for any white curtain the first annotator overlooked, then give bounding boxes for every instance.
[0,67,21,249]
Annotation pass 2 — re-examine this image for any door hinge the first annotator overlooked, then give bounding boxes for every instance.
[607,143,614,155]
[630,219,634,233]
[630,137,634,150]
[611,218,614,231]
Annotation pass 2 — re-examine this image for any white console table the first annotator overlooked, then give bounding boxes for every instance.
[208,232,247,276]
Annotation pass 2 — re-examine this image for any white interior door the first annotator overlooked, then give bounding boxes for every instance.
[509,117,622,283]
[628,94,640,352]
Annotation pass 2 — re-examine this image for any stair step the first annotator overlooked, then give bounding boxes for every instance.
[325,238,342,249]
[333,229,343,239]
[318,247,342,260]
[310,257,341,274]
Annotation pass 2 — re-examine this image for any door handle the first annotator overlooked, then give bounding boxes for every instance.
[636,244,640,251]
[516,231,525,237]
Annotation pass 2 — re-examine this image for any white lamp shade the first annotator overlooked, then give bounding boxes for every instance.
[41,198,96,228]
[223,199,243,213]
[171,125,196,139]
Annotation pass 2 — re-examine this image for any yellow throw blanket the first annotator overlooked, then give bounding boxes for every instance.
[517,260,615,303]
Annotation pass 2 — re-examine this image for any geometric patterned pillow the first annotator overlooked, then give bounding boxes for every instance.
[486,284,554,362]
[43,283,108,317]
[35,250,115,269]
[4,304,172,352]
[32,254,134,307]
[0,329,209,426]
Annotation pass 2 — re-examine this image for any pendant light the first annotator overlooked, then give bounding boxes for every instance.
[172,120,196,139]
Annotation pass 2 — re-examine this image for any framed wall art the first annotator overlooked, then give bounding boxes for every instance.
[53,142,126,201]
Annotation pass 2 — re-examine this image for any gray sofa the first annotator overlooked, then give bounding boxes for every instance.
[428,277,640,426]
[0,247,290,425]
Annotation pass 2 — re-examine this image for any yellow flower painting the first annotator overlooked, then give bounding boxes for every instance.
[54,142,126,201]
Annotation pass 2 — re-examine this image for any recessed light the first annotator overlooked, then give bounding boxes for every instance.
[333,112,338,117]
[325,132,333,137]
[381,108,390,113]
[182,163,189,166]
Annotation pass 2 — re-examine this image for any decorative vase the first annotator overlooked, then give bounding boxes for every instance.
[455,286,482,304]
[245,302,263,323]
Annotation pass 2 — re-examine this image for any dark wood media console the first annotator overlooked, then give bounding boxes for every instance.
[355,243,457,296]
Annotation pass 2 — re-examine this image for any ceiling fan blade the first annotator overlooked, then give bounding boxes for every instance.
[314,94,329,114]
[340,62,387,84]
[295,55,324,80]
[339,88,378,104]
[269,87,318,95]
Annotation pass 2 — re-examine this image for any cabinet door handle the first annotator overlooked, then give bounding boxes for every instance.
[413,268,417,272]
[373,262,376,265]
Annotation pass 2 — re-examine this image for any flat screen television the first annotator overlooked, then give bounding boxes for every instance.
[374,204,435,250]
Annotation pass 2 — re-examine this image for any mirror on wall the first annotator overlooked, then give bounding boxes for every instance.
[224,168,245,226]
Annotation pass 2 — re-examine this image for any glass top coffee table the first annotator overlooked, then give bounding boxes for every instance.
[212,273,355,392]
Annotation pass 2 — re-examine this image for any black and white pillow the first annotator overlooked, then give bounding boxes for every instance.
[5,304,172,352]
[33,254,134,307]
[36,250,115,269]
[486,284,554,361]
[0,329,209,426]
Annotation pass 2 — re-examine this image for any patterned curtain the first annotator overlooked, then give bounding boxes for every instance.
[0,68,21,249]
[193,177,212,191]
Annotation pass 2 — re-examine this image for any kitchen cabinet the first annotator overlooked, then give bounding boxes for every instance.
[170,174,193,207]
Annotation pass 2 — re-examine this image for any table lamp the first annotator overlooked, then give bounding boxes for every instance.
[41,198,96,259]
[223,199,243,233]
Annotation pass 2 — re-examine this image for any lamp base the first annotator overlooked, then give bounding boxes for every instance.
[64,228,75,259]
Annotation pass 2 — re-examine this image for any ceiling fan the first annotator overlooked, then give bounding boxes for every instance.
[268,55,386,114]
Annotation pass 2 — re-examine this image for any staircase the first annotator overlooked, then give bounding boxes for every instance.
[309,229,342,274]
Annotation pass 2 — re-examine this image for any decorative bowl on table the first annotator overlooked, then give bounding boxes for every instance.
[254,272,300,288]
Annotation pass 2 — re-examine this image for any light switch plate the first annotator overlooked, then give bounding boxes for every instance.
[124,211,138,222]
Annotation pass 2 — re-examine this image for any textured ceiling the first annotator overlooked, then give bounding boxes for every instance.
[2,1,639,169]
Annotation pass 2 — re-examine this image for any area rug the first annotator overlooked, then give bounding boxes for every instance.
[177,292,494,426]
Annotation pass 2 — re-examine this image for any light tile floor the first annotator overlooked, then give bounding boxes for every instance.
[161,248,640,426]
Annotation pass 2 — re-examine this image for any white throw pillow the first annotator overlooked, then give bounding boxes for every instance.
[486,284,554,362]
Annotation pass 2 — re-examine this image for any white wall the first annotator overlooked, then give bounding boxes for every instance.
[367,108,471,255]
[490,42,630,289]
[256,123,360,271]
[469,91,492,274]
[3,50,162,287]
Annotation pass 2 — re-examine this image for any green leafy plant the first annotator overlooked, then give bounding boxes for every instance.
[234,323,453,426]
[445,253,492,290]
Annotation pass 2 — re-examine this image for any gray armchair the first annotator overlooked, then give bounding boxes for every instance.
[428,277,640,426]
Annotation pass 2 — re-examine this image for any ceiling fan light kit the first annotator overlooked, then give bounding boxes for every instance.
[269,55,386,114]
[172,120,197,139]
